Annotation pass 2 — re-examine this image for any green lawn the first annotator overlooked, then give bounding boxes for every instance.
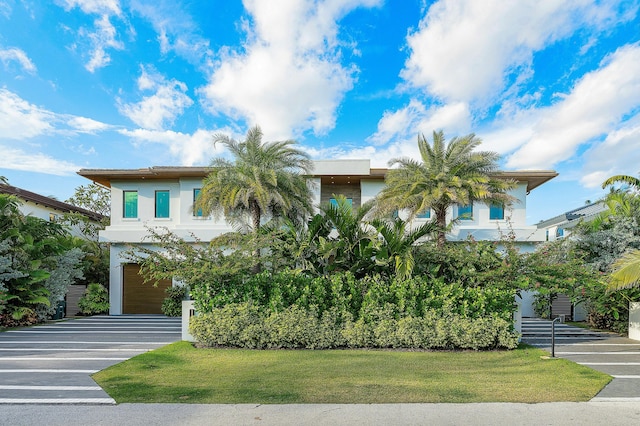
[93,341,611,404]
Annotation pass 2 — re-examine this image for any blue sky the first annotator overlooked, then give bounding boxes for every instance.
[1,0,640,224]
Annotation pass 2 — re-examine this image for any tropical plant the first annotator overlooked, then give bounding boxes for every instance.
[602,173,640,191]
[608,250,640,291]
[370,216,437,279]
[162,285,188,317]
[376,130,515,247]
[78,283,109,315]
[195,126,314,266]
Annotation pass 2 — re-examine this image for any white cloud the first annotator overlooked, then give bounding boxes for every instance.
[59,0,121,15]
[201,0,382,140]
[506,43,640,169]
[119,67,193,130]
[580,116,640,188]
[59,0,124,72]
[119,128,224,166]
[0,47,36,73]
[129,0,213,68]
[401,0,634,103]
[0,145,79,175]
[0,89,53,139]
[67,116,110,133]
[367,100,471,146]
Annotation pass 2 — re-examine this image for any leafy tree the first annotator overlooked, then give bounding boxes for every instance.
[376,130,515,247]
[196,126,313,265]
[64,182,111,241]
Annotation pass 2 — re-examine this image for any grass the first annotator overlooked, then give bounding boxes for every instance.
[93,341,611,404]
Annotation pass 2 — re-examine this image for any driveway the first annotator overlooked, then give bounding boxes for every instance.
[0,315,181,404]
[522,318,640,401]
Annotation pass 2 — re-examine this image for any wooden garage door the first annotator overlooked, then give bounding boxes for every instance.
[123,264,172,314]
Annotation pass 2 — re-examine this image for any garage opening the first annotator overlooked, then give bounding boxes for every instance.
[122,264,172,314]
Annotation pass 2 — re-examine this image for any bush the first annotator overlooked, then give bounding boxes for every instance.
[78,283,109,315]
[189,303,519,350]
[161,286,187,317]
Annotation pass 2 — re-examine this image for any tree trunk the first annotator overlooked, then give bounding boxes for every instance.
[435,209,447,248]
[250,200,261,273]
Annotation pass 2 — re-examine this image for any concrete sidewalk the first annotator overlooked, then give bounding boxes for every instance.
[1,402,640,425]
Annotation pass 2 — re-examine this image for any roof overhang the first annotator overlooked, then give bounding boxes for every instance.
[77,167,213,188]
[78,166,558,193]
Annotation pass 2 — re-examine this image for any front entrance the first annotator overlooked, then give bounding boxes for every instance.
[122,264,172,314]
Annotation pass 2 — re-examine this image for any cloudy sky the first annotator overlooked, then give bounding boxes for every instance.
[1,0,639,224]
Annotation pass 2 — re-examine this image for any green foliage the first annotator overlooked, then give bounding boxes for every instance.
[161,286,187,317]
[190,303,518,350]
[1,195,82,324]
[375,130,516,247]
[78,283,109,315]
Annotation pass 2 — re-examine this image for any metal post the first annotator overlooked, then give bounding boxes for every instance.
[551,317,560,357]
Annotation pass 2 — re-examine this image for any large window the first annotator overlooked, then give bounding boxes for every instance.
[123,191,138,218]
[457,204,473,220]
[155,190,170,218]
[193,188,203,217]
[417,208,431,219]
[489,203,505,220]
[329,197,353,207]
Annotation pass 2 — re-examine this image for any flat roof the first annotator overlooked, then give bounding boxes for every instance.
[78,165,557,193]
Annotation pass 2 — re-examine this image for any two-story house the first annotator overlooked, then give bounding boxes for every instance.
[78,160,557,315]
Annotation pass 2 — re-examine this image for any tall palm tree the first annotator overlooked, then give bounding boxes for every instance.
[376,130,515,247]
[196,126,314,262]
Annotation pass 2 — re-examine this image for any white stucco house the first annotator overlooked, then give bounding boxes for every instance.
[78,160,557,316]
[0,183,104,238]
[537,201,607,242]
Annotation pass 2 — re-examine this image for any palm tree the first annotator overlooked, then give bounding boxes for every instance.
[196,126,314,263]
[370,216,437,279]
[609,250,640,291]
[602,174,640,190]
[376,130,515,247]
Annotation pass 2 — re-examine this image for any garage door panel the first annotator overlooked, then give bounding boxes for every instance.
[123,264,172,314]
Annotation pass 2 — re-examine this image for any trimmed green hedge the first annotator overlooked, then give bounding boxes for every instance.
[190,303,519,350]
[191,271,516,321]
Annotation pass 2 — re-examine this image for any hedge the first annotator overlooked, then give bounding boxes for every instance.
[190,303,519,350]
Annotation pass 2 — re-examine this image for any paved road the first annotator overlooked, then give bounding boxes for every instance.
[522,318,640,401]
[0,315,181,404]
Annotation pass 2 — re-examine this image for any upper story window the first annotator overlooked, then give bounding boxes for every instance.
[556,227,564,238]
[457,204,473,220]
[489,203,505,220]
[417,208,431,219]
[155,190,170,218]
[123,191,138,218]
[49,213,59,222]
[193,188,203,217]
[330,197,353,208]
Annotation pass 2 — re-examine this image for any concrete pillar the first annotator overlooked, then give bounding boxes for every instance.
[182,300,196,342]
[629,302,640,341]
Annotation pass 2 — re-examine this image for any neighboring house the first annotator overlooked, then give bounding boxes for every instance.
[1,183,106,316]
[534,201,608,322]
[536,201,607,242]
[0,183,105,238]
[78,160,557,315]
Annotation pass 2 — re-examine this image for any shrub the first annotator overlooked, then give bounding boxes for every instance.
[78,283,109,315]
[161,286,187,317]
[189,303,519,350]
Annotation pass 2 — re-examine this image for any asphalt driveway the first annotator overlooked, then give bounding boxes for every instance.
[0,315,181,404]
